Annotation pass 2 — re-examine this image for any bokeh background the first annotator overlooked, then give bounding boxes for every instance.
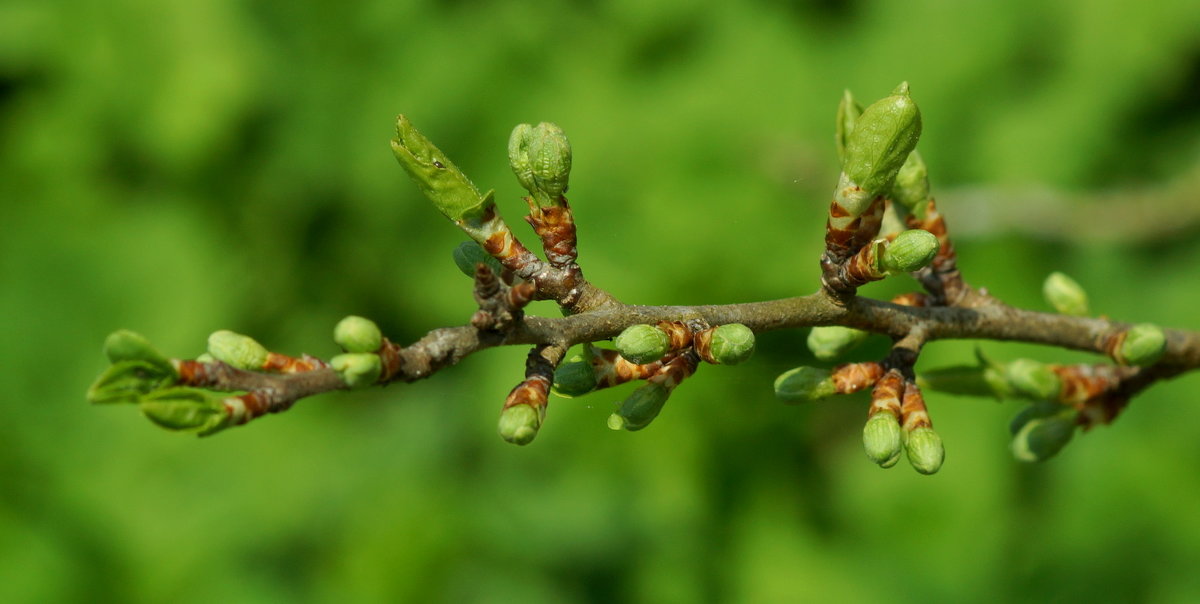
[4,0,1200,602]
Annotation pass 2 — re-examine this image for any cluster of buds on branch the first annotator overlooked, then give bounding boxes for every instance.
[88,82,1200,476]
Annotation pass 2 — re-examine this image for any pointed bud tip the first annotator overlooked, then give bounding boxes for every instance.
[614,324,670,365]
[774,366,836,403]
[892,81,910,96]
[612,382,671,431]
[606,413,627,431]
[1011,412,1076,462]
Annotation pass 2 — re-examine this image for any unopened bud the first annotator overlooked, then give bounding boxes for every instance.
[1004,359,1061,401]
[614,324,670,365]
[509,122,572,206]
[608,382,671,431]
[333,315,382,353]
[916,365,994,398]
[708,323,755,365]
[1011,410,1076,462]
[207,330,269,370]
[905,426,945,475]
[1117,323,1166,367]
[391,115,494,222]
[1042,272,1089,316]
[863,412,903,466]
[891,150,930,214]
[842,82,922,194]
[880,229,938,274]
[552,355,598,398]
[138,387,229,435]
[452,240,504,278]
[498,403,542,445]
[807,326,869,362]
[774,366,836,403]
[330,352,382,389]
[103,330,175,375]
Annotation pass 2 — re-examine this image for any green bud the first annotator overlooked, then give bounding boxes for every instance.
[452,240,504,278]
[139,387,229,435]
[835,89,863,163]
[905,426,945,475]
[1118,323,1166,367]
[103,330,175,375]
[498,403,542,445]
[1008,401,1065,435]
[774,366,837,403]
[333,315,382,353]
[87,360,177,405]
[330,353,382,389]
[609,382,671,431]
[807,326,869,362]
[880,229,939,274]
[879,450,902,468]
[614,324,670,365]
[1011,410,1076,463]
[1042,272,1089,316]
[916,365,995,398]
[552,355,598,398]
[509,122,572,207]
[207,330,269,370]
[890,150,930,215]
[842,82,922,194]
[391,115,495,223]
[863,413,903,466]
[708,323,755,365]
[1004,359,1061,401]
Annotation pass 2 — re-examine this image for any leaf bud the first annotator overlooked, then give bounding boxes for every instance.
[509,122,572,207]
[863,412,903,466]
[614,324,670,365]
[835,89,863,163]
[1004,359,1061,401]
[206,330,269,370]
[880,228,939,274]
[1117,323,1166,367]
[916,365,995,398]
[552,355,598,398]
[138,387,229,435]
[904,426,945,475]
[498,403,542,445]
[330,352,382,389]
[890,150,930,214]
[333,315,383,353]
[1041,271,1089,316]
[708,323,755,365]
[391,115,494,222]
[452,240,504,278]
[1011,409,1076,462]
[774,366,837,403]
[806,326,869,362]
[103,330,175,375]
[841,82,922,194]
[87,360,177,405]
[608,382,671,431]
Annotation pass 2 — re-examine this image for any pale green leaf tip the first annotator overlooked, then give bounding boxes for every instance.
[331,352,382,389]
[1005,359,1061,401]
[206,330,268,370]
[773,366,836,403]
[606,413,626,431]
[499,404,541,445]
[1011,412,1075,462]
[806,326,869,362]
[1119,323,1166,366]
[892,81,910,96]
[1043,272,1089,316]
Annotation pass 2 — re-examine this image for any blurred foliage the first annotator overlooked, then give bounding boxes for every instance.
[4,0,1200,602]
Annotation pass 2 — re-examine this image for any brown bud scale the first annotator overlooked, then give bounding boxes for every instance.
[900,381,931,430]
[833,362,885,395]
[868,368,904,418]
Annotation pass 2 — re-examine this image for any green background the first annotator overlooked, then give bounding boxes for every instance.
[4,0,1200,601]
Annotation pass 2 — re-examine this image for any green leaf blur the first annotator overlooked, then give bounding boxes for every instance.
[4,0,1200,602]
